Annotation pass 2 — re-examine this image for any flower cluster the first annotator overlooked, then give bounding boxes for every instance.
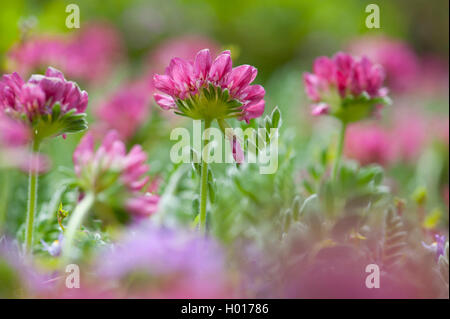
[0,67,88,140]
[147,35,220,73]
[7,23,122,84]
[303,52,390,122]
[153,49,265,123]
[73,130,159,218]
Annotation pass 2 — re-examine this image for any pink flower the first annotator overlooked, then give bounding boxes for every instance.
[0,113,30,147]
[230,136,245,163]
[95,81,150,140]
[391,108,427,163]
[303,52,389,121]
[73,130,159,218]
[126,194,159,218]
[0,112,49,173]
[153,49,265,123]
[7,23,123,85]
[344,123,394,166]
[1,67,88,122]
[348,36,420,93]
[146,35,220,73]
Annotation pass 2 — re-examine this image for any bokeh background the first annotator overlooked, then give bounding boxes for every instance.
[0,0,449,298]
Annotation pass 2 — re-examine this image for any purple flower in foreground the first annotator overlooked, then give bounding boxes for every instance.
[422,234,447,260]
[96,224,228,298]
[153,49,265,123]
[41,233,64,257]
[0,239,50,297]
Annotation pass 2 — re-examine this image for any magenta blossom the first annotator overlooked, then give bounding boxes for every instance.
[344,123,394,166]
[73,130,159,218]
[147,35,220,73]
[348,37,420,93]
[153,49,265,123]
[95,81,150,140]
[0,67,88,139]
[303,52,390,122]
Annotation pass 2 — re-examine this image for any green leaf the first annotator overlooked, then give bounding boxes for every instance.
[271,106,281,128]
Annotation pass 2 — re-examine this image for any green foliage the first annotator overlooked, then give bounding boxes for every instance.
[33,104,88,142]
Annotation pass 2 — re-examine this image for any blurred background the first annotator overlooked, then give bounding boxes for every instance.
[0,0,448,298]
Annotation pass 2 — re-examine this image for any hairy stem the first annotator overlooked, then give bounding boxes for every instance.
[332,121,347,182]
[62,192,95,262]
[25,139,41,253]
[199,119,212,233]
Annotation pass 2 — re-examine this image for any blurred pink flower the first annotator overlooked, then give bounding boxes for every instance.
[348,36,420,93]
[153,49,265,122]
[419,55,449,97]
[303,52,388,117]
[8,23,123,85]
[0,109,49,173]
[95,81,150,140]
[0,67,88,122]
[0,113,30,147]
[73,130,159,218]
[344,123,394,166]
[147,35,220,73]
[391,108,427,163]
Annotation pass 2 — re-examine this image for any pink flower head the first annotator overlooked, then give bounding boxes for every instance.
[1,67,88,123]
[73,130,159,218]
[95,81,150,140]
[303,52,389,122]
[344,123,394,166]
[147,35,220,73]
[348,36,420,93]
[153,49,265,123]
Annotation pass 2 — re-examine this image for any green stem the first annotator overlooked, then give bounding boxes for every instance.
[25,139,41,253]
[332,121,347,182]
[0,170,11,233]
[62,192,95,262]
[199,119,212,233]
